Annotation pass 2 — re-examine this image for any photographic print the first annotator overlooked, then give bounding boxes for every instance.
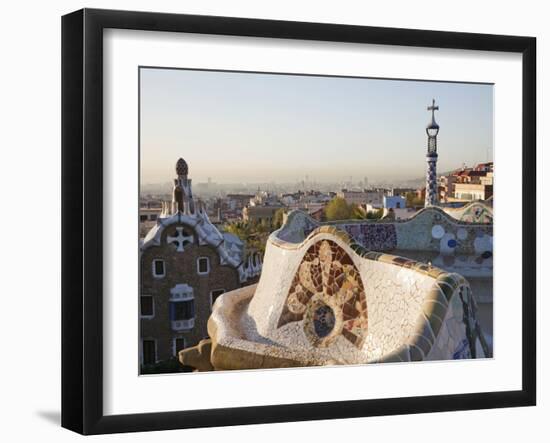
[61,10,536,433]
[138,67,494,375]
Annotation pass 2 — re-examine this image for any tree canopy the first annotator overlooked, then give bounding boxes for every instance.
[324,197,352,221]
[325,197,384,221]
[366,207,384,219]
[224,219,274,254]
[272,208,286,229]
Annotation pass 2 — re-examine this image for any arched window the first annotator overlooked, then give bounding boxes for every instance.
[197,257,210,275]
[152,259,165,278]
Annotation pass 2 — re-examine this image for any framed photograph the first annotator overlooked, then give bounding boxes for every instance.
[61,8,536,435]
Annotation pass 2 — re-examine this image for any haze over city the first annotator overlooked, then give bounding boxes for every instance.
[140,67,493,186]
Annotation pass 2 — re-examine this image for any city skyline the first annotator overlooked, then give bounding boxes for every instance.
[140,68,493,185]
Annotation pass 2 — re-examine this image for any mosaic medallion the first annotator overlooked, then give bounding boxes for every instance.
[456,228,468,241]
[431,224,445,239]
[459,203,493,223]
[313,305,335,337]
[278,239,368,348]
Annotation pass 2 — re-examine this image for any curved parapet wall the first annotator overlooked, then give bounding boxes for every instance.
[277,207,492,253]
[274,208,493,276]
[206,225,489,371]
[443,201,493,223]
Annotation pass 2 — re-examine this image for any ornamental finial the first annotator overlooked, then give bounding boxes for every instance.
[427,98,439,130]
[175,158,189,176]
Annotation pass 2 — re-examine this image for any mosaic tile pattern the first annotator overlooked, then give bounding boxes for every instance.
[208,225,490,370]
[425,279,490,361]
[341,224,397,251]
[276,207,492,261]
[425,155,439,206]
[449,202,493,224]
[278,239,368,348]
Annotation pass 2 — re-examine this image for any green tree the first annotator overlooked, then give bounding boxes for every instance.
[223,219,273,255]
[272,208,286,229]
[350,203,367,220]
[325,197,352,221]
[224,221,248,240]
[366,208,384,219]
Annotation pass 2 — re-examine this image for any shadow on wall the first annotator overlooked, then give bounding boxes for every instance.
[35,410,60,426]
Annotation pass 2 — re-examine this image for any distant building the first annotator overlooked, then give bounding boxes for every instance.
[242,205,283,224]
[225,194,255,210]
[473,162,494,173]
[443,161,494,203]
[250,190,279,207]
[300,190,331,204]
[286,202,327,221]
[139,158,261,367]
[439,174,458,203]
[139,207,162,237]
[140,207,161,222]
[479,172,494,186]
[337,189,384,206]
[383,195,406,209]
[280,193,298,206]
[390,187,415,198]
[454,183,493,201]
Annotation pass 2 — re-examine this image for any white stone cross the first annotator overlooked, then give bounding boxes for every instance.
[167,227,193,252]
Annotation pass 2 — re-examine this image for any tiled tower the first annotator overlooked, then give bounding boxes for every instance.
[172,158,195,213]
[425,99,440,207]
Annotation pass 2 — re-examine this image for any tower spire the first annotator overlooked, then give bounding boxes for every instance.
[424,99,440,207]
[172,158,194,213]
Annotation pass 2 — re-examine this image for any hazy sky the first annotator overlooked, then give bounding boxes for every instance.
[140,67,493,185]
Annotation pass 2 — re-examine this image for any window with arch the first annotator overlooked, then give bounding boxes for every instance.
[197,257,210,275]
[152,259,165,278]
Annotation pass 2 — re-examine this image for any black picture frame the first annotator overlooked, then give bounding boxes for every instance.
[61,8,536,435]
